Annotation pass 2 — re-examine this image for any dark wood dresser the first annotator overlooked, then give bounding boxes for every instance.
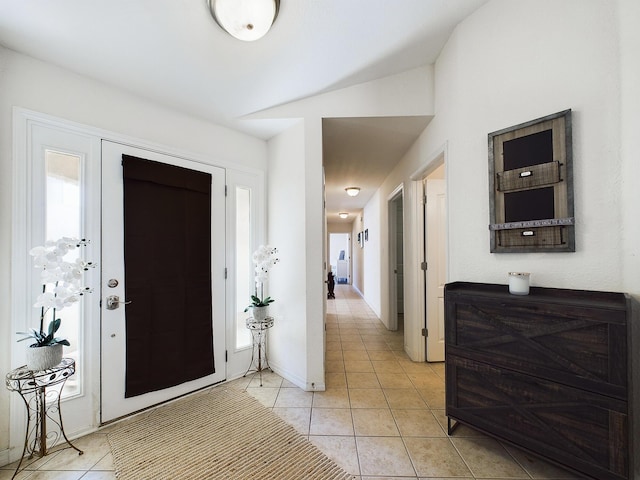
[444,281,639,480]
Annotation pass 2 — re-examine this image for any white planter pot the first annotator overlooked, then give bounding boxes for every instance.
[252,306,269,322]
[26,344,63,371]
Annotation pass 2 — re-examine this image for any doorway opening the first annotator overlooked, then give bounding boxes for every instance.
[329,233,350,285]
[388,187,404,332]
[422,162,446,362]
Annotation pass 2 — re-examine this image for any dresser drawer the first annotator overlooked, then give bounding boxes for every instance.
[446,355,629,480]
[445,289,628,399]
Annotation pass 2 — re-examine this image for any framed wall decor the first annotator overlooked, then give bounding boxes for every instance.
[488,109,575,253]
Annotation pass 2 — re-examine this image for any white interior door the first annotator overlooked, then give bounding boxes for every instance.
[101,141,226,423]
[425,179,446,362]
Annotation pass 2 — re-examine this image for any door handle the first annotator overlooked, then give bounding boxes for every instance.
[106,295,132,310]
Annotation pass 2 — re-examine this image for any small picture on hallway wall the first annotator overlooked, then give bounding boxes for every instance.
[364,229,369,242]
[358,232,364,248]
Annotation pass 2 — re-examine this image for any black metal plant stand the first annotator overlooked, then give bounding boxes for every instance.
[243,317,274,386]
[5,358,83,479]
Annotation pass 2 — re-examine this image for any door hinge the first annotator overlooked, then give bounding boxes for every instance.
[421,261,428,271]
[224,267,228,279]
[225,185,228,196]
[422,328,428,337]
[225,350,228,362]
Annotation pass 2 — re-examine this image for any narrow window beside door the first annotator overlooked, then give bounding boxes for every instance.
[45,150,82,397]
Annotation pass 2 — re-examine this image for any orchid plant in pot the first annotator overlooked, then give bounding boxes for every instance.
[17,237,94,371]
[244,245,279,322]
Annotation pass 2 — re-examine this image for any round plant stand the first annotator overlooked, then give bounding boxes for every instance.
[243,316,274,386]
[5,358,83,479]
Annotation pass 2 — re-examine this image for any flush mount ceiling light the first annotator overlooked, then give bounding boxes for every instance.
[338,212,349,219]
[345,187,360,197]
[208,0,280,42]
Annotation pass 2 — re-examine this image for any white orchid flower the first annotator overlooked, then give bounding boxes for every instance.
[63,268,83,282]
[34,291,57,308]
[63,295,80,307]
[29,246,47,257]
[53,284,71,295]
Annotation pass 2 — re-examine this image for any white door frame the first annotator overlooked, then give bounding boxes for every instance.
[9,109,266,458]
[409,143,449,362]
[387,184,404,332]
[100,141,227,423]
[225,170,265,380]
[10,110,102,462]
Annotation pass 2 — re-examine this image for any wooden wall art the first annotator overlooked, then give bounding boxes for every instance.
[488,109,574,253]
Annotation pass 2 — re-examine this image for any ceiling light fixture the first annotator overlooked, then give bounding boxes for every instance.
[345,187,360,197]
[338,212,349,219]
[208,0,280,42]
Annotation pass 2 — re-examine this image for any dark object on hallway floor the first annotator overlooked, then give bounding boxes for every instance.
[327,271,335,299]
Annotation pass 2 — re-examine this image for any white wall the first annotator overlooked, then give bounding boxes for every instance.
[618,0,640,297]
[365,0,639,364]
[266,120,310,387]
[362,191,382,318]
[351,212,365,295]
[0,47,267,458]
[433,0,627,291]
[266,117,326,390]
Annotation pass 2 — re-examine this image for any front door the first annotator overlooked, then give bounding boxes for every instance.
[100,141,226,423]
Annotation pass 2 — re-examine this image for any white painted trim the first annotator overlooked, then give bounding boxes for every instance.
[387,183,404,201]
[9,107,267,459]
[269,362,326,392]
[411,142,449,363]
[387,185,404,332]
[12,108,265,177]
[410,142,448,181]
[0,449,9,469]
[10,111,104,461]
[10,107,31,463]
[410,178,426,362]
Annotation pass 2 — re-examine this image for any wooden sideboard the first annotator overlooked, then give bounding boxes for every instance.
[445,282,639,480]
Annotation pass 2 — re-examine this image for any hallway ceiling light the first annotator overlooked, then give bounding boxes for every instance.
[338,212,349,219]
[208,0,280,42]
[345,187,360,197]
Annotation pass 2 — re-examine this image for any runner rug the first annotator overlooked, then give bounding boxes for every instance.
[107,386,353,480]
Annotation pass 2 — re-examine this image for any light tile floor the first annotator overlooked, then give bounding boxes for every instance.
[1,284,580,479]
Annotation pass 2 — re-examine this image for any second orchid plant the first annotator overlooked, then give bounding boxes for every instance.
[244,245,279,312]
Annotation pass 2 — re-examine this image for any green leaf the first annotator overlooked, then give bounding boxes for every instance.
[48,318,62,335]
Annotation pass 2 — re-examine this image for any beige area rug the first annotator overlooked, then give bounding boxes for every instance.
[107,386,353,480]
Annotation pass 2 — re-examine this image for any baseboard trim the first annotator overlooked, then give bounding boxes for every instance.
[269,362,325,392]
[0,448,11,468]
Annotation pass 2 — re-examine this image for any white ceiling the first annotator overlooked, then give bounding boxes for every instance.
[323,116,432,222]
[0,0,487,221]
